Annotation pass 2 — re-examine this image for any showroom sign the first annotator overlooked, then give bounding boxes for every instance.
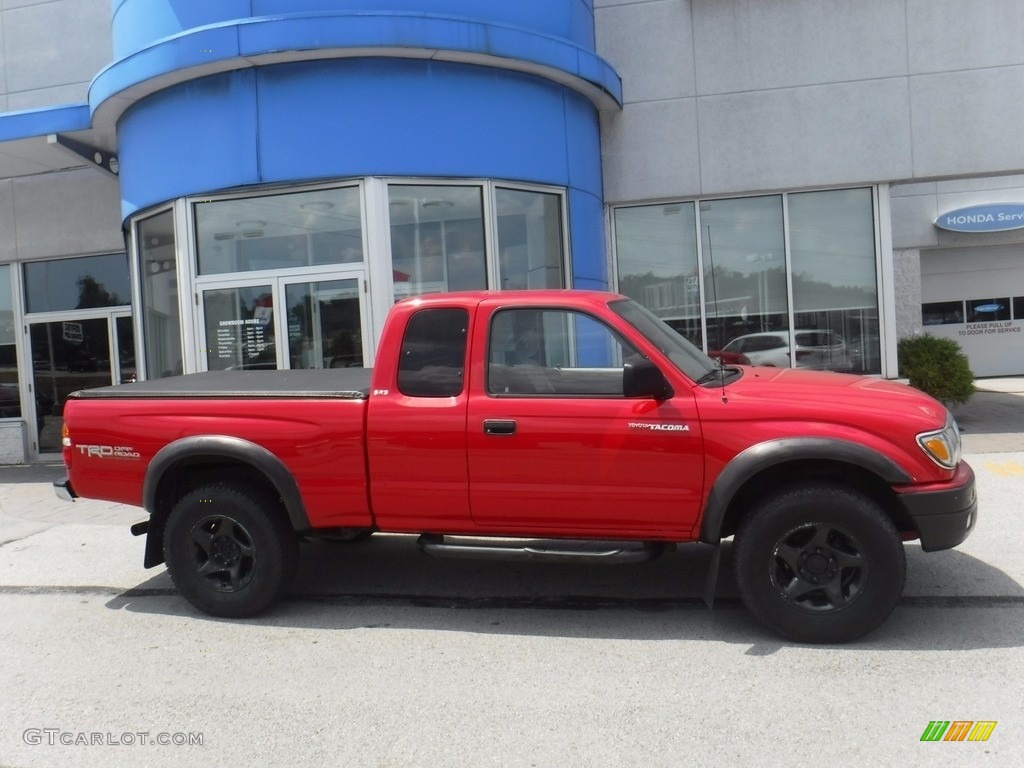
[934,203,1024,232]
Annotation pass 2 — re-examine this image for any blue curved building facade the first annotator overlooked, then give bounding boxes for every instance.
[94,0,621,389]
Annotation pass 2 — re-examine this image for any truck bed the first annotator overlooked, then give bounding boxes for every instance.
[69,369,372,400]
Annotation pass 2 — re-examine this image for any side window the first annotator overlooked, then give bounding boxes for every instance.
[397,308,468,397]
[487,308,638,396]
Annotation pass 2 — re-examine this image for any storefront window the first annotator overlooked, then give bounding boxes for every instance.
[24,254,130,313]
[133,178,567,378]
[614,188,883,374]
[138,210,181,378]
[614,202,701,347]
[789,188,878,373]
[699,196,788,358]
[0,265,20,420]
[195,186,363,275]
[923,301,965,326]
[388,185,486,297]
[495,188,565,290]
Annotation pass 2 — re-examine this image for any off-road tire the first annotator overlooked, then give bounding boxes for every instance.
[733,483,906,644]
[164,482,298,618]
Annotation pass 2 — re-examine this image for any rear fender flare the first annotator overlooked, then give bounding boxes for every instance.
[698,438,912,544]
[141,436,309,568]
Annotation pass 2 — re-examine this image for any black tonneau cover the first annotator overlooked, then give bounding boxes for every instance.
[69,369,372,400]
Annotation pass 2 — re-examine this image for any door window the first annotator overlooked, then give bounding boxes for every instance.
[30,319,112,452]
[202,286,276,370]
[487,309,635,397]
[0,265,20,421]
[285,279,363,369]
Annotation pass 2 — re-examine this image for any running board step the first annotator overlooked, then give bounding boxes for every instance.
[417,534,666,564]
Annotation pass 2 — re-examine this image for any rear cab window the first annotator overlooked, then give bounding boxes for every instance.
[397,308,469,397]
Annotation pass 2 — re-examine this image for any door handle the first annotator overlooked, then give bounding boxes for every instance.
[483,419,516,436]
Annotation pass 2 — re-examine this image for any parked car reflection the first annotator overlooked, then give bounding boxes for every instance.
[720,330,852,370]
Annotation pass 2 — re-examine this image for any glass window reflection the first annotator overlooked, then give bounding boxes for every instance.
[699,196,788,358]
[790,188,878,373]
[24,254,130,313]
[496,188,564,290]
[614,189,883,374]
[388,185,486,298]
[195,187,363,276]
[614,202,701,348]
[285,279,363,369]
[138,210,182,378]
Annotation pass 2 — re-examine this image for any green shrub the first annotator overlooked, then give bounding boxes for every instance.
[897,334,975,406]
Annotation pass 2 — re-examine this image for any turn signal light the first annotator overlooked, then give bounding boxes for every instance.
[916,415,962,470]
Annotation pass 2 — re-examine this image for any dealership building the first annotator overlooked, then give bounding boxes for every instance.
[0,0,1022,463]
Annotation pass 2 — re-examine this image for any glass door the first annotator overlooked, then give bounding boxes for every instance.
[28,311,135,454]
[283,277,366,369]
[201,284,277,371]
[197,270,369,371]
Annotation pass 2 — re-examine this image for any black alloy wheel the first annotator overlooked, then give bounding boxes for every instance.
[768,521,867,613]
[188,514,257,593]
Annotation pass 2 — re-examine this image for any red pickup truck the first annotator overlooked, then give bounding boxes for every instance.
[55,290,976,643]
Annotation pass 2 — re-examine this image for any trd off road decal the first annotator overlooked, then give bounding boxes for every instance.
[76,445,141,460]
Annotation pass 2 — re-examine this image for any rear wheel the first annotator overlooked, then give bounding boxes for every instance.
[164,482,298,618]
[733,484,905,643]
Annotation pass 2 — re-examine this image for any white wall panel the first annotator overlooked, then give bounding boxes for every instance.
[596,0,695,103]
[910,66,1024,178]
[600,98,701,203]
[12,168,122,260]
[691,0,907,95]
[908,0,1024,74]
[3,0,111,96]
[697,79,913,195]
[0,179,15,262]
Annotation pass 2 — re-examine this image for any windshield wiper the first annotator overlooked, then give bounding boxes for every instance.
[695,368,724,385]
[696,366,742,386]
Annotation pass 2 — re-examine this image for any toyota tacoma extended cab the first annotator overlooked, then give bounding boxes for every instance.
[55,290,976,643]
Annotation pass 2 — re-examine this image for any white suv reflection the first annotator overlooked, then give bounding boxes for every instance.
[721,330,851,370]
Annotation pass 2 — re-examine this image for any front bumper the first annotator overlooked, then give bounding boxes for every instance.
[898,461,977,552]
[53,475,77,502]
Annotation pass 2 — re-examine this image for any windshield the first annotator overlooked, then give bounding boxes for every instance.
[609,299,718,381]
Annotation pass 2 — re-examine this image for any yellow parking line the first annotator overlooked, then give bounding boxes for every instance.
[981,461,1024,476]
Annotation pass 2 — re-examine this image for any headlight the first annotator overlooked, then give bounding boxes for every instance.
[917,414,962,469]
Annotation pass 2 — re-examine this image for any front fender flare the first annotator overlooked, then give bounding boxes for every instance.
[698,437,912,544]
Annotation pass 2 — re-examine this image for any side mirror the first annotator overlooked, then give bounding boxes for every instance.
[623,358,673,399]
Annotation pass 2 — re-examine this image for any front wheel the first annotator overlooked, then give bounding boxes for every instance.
[164,482,299,618]
[733,484,906,643]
